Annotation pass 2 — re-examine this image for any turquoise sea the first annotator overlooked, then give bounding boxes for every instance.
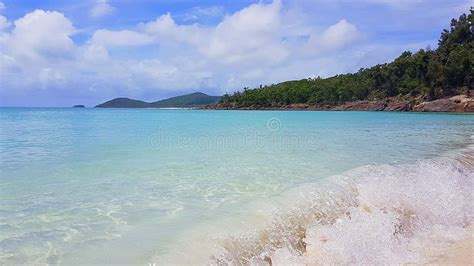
[0,108,473,264]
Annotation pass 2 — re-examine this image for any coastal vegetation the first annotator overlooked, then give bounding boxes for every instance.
[218,9,473,108]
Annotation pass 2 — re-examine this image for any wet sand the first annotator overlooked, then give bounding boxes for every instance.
[421,225,473,265]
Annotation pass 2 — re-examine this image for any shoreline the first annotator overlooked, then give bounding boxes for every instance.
[201,94,474,112]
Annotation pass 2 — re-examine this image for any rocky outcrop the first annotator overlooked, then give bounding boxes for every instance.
[413,95,474,112]
[384,99,413,111]
[331,101,386,111]
[204,95,474,112]
[326,98,413,111]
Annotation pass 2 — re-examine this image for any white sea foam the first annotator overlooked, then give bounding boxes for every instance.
[156,145,473,265]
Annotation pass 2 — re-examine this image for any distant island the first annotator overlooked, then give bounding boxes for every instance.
[206,9,473,112]
[73,105,85,108]
[96,92,220,108]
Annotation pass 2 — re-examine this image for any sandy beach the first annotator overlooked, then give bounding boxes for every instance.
[421,225,473,265]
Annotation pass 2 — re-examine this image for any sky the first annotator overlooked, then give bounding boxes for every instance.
[0,0,472,107]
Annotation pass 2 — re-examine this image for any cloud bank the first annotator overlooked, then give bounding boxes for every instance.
[0,0,456,106]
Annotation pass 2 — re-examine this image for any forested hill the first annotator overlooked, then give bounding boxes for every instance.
[96,92,220,108]
[218,9,473,109]
[151,92,221,107]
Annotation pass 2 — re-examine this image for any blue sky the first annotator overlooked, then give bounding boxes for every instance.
[0,0,471,107]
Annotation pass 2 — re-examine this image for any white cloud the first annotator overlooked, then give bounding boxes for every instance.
[82,44,109,63]
[38,67,65,88]
[0,15,9,31]
[181,6,225,21]
[320,19,359,48]
[143,13,207,46]
[204,0,287,64]
[130,59,210,90]
[0,10,78,93]
[90,29,153,47]
[0,2,5,11]
[143,1,288,65]
[5,10,76,60]
[90,0,115,18]
[305,19,361,55]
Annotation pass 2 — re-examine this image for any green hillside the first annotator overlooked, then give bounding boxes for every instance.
[96,92,220,108]
[96,98,151,108]
[151,92,220,107]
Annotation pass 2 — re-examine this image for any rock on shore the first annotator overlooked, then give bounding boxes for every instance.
[413,95,474,112]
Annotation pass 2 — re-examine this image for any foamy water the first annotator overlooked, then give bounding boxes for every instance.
[150,144,473,265]
[0,108,473,264]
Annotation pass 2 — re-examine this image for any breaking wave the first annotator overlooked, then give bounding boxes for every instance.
[156,144,474,265]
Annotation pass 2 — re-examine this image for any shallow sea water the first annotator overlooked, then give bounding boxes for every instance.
[0,108,473,264]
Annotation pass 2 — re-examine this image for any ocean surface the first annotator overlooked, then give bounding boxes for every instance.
[0,108,473,264]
